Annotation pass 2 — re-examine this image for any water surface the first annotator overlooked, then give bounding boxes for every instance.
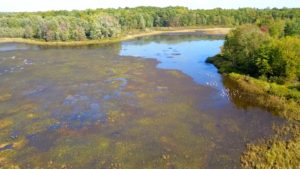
[0,35,284,168]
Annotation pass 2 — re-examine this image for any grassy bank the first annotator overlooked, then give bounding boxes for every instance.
[225,73,300,120]
[0,27,230,46]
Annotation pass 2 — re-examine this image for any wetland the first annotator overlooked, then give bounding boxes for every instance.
[0,34,287,168]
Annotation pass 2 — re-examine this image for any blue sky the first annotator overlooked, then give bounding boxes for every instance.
[0,0,299,12]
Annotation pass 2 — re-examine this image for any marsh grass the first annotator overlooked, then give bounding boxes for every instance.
[241,123,300,169]
[226,73,300,121]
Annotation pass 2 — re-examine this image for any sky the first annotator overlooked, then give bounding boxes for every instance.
[0,0,299,12]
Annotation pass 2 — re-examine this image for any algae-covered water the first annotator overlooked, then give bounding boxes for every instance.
[0,35,285,168]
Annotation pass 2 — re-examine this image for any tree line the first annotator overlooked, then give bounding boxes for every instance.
[0,7,299,41]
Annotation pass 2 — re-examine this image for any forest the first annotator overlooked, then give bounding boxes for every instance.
[0,7,300,41]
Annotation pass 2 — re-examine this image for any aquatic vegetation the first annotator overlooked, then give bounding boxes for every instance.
[0,163,20,169]
[0,93,12,102]
[0,119,12,130]
[25,118,57,135]
[8,103,38,115]
[241,124,300,169]
[11,138,27,150]
[0,36,286,168]
[166,70,185,79]
[107,110,125,123]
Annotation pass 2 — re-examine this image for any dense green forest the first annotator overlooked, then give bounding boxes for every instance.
[0,7,300,41]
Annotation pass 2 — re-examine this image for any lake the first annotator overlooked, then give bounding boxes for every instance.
[0,34,285,168]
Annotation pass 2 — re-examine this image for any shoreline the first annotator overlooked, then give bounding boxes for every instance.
[0,27,231,46]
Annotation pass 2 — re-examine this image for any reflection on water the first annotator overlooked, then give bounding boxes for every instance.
[120,36,224,90]
[0,36,285,169]
[0,43,39,52]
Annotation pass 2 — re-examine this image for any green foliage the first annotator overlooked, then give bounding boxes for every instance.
[0,27,24,38]
[271,37,300,82]
[209,25,300,84]
[268,20,286,38]
[0,7,300,41]
[222,25,271,76]
[257,19,286,37]
[284,18,300,36]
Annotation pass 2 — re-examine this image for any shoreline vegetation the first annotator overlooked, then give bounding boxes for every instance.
[0,27,231,46]
[206,26,300,121]
[224,73,300,121]
[207,25,300,168]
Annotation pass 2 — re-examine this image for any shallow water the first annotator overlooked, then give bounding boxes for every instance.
[0,35,285,168]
